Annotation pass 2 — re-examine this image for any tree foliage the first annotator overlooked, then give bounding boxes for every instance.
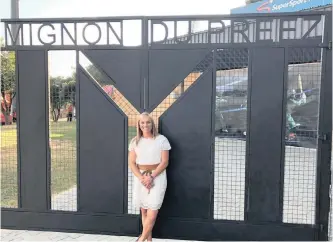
[50,76,76,122]
[1,42,16,124]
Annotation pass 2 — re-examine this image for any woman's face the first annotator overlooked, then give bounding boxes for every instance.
[139,115,153,134]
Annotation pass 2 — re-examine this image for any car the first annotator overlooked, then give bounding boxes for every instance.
[214,88,319,148]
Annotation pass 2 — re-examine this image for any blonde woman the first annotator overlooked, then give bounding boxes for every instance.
[128,112,171,242]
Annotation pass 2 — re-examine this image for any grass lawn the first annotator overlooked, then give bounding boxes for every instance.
[1,121,136,208]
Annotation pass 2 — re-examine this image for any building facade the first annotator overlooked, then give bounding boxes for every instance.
[231,0,332,14]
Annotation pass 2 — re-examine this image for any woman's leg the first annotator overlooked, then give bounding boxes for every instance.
[140,208,152,241]
[141,208,147,224]
[140,208,149,239]
[139,209,158,242]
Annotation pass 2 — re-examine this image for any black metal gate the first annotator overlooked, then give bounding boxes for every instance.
[1,11,332,241]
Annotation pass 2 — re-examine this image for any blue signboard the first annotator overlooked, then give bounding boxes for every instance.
[231,0,332,14]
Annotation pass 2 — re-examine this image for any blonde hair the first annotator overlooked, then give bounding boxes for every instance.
[133,112,158,145]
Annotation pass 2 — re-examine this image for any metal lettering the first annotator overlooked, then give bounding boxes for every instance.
[6,23,23,46]
[174,21,192,44]
[231,19,250,43]
[208,20,226,43]
[151,20,169,44]
[301,15,321,40]
[38,23,56,45]
[61,23,77,45]
[82,22,102,45]
[256,19,274,43]
[279,17,298,41]
[1,14,326,48]
[107,22,123,45]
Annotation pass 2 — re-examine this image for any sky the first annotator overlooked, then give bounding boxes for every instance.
[0,0,246,77]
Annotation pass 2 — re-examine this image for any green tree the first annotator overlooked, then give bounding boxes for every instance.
[0,40,16,124]
[49,76,76,122]
[50,83,64,122]
[61,80,76,106]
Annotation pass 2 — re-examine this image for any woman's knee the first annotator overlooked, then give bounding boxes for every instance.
[146,210,158,222]
[141,208,147,215]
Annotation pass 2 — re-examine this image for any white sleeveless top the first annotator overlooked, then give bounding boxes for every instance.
[128,135,171,165]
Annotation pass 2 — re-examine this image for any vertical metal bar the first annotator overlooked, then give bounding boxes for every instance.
[222,27,225,44]
[15,49,21,208]
[76,50,80,211]
[143,78,146,110]
[230,20,235,44]
[142,17,149,111]
[246,47,285,223]
[244,48,252,220]
[174,21,177,43]
[237,24,240,43]
[209,49,217,220]
[5,23,8,45]
[276,18,280,44]
[61,23,64,46]
[287,19,290,40]
[29,23,32,45]
[106,22,110,46]
[150,19,154,46]
[315,12,332,241]
[74,23,77,47]
[17,50,48,210]
[279,46,289,219]
[120,20,124,47]
[142,18,146,48]
[123,117,128,214]
[45,50,51,210]
[300,17,304,39]
[20,23,23,45]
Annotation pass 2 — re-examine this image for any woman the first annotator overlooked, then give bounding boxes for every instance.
[128,112,171,242]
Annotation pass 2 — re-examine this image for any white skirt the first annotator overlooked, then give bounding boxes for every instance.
[133,169,167,210]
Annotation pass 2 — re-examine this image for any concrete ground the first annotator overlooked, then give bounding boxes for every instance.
[0,229,200,242]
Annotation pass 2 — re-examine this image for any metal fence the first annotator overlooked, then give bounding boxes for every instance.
[1,11,331,241]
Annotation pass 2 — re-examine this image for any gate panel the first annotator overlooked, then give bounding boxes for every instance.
[246,47,285,222]
[214,48,249,221]
[147,49,211,112]
[82,50,144,112]
[282,48,322,225]
[78,67,126,213]
[17,50,49,211]
[158,69,213,219]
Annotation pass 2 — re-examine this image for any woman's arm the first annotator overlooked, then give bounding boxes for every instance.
[128,150,143,180]
[151,150,169,179]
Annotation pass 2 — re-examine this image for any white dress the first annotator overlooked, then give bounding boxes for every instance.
[128,135,171,210]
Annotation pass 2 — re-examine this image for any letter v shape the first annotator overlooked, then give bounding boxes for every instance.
[79,51,213,129]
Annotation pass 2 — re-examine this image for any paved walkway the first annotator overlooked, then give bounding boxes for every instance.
[1,229,198,241]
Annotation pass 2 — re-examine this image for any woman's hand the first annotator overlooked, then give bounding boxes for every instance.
[140,175,147,186]
[141,175,154,189]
